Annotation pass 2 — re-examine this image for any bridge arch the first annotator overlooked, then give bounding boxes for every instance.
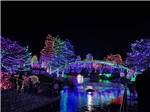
[52,60,139,81]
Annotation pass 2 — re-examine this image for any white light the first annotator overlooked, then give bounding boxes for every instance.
[77,74,84,84]
[120,72,125,77]
[87,94,93,111]
[85,86,93,91]
[46,68,49,73]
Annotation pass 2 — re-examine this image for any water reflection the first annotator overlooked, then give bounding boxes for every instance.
[87,92,93,111]
[60,83,124,112]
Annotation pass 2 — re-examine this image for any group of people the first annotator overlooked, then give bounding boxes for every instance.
[8,69,41,95]
[1,71,43,96]
[1,68,67,97]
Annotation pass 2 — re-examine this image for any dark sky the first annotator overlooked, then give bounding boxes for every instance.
[2,1,150,60]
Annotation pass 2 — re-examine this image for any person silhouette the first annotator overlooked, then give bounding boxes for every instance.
[135,68,150,112]
[17,67,24,93]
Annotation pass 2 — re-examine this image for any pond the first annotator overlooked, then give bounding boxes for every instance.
[60,82,125,112]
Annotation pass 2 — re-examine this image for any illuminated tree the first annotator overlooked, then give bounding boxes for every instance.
[40,34,55,67]
[1,36,32,73]
[85,53,93,61]
[62,38,76,64]
[53,35,65,67]
[31,55,39,67]
[104,54,123,65]
[76,55,81,62]
[22,46,32,71]
[53,36,76,67]
[126,38,150,71]
[40,34,76,72]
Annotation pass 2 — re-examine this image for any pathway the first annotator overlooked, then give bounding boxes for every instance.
[1,89,60,112]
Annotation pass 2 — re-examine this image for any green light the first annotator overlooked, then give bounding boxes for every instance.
[131,76,136,82]
[99,79,102,82]
[64,74,67,78]
[99,79,110,83]
[103,73,111,78]
[105,80,110,83]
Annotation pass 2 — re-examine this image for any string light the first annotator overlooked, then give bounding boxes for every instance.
[1,36,31,73]
[126,38,150,72]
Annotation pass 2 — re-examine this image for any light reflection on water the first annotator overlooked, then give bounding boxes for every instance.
[87,92,94,111]
[60,83,124,112]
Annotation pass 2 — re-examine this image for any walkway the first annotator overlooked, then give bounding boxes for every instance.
[1,89,60,112]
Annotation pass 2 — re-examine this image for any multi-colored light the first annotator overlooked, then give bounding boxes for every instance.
[1,36,32,73]
[39,34,76,74]
[126,38,150,72]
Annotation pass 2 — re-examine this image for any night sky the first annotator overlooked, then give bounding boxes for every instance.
[2,2,150,60]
